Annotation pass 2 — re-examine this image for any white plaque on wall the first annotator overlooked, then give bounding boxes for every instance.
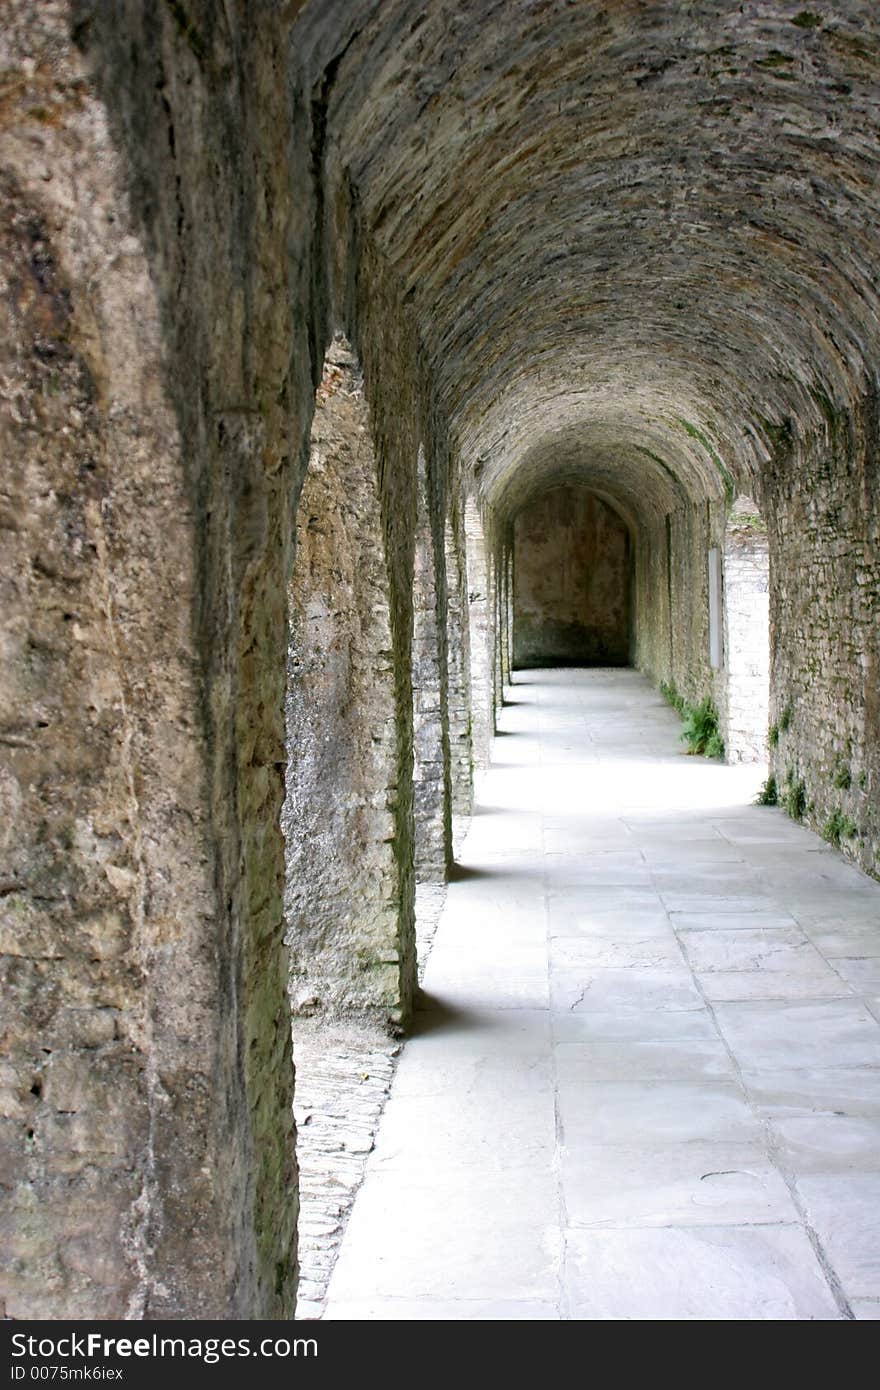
[708,546,723,670]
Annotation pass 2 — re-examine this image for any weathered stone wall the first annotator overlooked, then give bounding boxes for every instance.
[464,498,493,770]
[0,0,343,1318]
[630,516,673,686]
[632,499,729,716]
[513,485,631,667]
[763,396,880,877]
[4,0,880,1324]
[444,498,474,823]
[722,500,770,764]
[283,341,407,1025]
[0,0,303,1318]
[341,234,434,1026]
[412,446,449,882]
[501,547,514,688]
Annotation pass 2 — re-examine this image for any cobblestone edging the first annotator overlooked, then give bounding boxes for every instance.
[293,882,448,1318]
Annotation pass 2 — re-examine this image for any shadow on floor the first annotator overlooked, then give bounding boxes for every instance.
[448,860,546,881]
[411,990,510,1038]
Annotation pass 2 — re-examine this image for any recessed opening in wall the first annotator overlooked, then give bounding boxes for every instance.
[512,482,631,668]
[282,335,403,1023]
[722,495,770,763]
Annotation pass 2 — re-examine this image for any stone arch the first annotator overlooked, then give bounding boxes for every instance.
[283,337,411,1028]
[721,495,770,763]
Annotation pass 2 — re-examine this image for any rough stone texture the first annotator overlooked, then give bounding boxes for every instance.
[0,0,315,1312]
[722,498,770,763]
[291,883,445,1322]
[763,402,880,876]
[307,0,880,871]
[291,1020,399,1321]
[3,0,880,1321]
[513,485,631,667]
[283,340,405,1024]
[412,447,449,883]
[0,0,300,1318]
[443,499,474,823]
[464,499,493,770]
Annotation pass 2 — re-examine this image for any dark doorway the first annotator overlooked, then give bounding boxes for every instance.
[512,483,631,667]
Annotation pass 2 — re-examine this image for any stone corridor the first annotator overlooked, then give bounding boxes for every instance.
[4,1,880,1323]
[325,670,880,1321]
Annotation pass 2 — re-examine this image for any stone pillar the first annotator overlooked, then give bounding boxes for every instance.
[444,505,474,824]
[412,446,450,881]
[284,339,410,1028]
[464,497,493,770]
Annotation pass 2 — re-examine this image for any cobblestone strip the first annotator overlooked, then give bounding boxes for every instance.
[293,881,449,1318]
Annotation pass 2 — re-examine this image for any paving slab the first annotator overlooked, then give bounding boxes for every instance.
[550,934,685,970]
[768,1114,880,1172]
[551,1007,721,1045]
[561,1142,797,1228]
[712,999,880,1071]
[563,1225,842,1320]
[850,1301,880,1320]
[328,1168,561,1303]
[740,1067,880,1118]
[551,965,704,1014]
[795,1173,880,1301]
[697,968,850,1002]
[323,1299,561,1320]
[554,1035,735,1082]
[557,1079,763,1148]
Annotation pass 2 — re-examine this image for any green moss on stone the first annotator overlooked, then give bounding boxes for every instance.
[791,11,822,29]
[783,774,807,821]
[823,808,859,847]
[674,417,735,502]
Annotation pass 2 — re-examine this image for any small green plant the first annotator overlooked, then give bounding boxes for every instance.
[783,775,807,821]
[779,704,793,734]
[791,11,822,29]
[755,775,778,807]
[822,808,858,847]
[680,697,724,758]
[858,770,868,790]
[660,679,685,715]
[729,512,767,535]
[705,728,725,759]
[768,722,779,749]
[833,764,851,791]
[659,682,724,759]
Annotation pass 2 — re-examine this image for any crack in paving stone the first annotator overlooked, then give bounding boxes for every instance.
[569,983,592,1011]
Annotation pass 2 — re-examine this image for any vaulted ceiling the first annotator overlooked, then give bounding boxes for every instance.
[300,0,880,525]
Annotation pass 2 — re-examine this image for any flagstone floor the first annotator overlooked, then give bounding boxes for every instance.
[324,668,880,1320]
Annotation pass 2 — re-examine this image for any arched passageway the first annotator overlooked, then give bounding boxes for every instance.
[3,0,880,1323]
